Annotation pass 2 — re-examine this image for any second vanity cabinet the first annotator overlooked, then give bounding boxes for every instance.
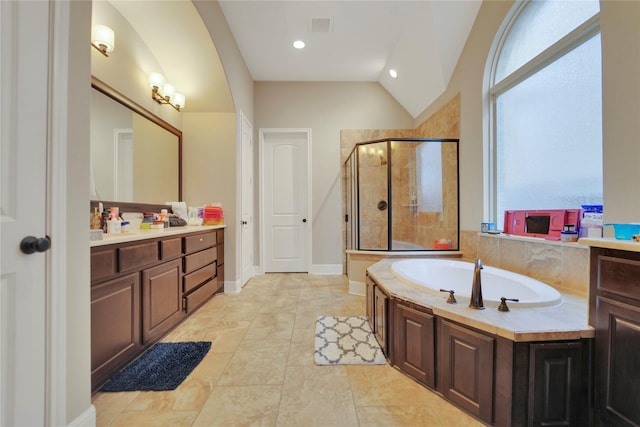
[589,247,640,427]
[367,272,592,426]
[91,227,224,391]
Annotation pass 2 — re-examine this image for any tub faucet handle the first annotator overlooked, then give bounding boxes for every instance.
[498,297,519,312]
[439,289,457,304]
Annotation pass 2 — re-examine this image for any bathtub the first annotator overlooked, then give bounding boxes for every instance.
[390,258,563,309]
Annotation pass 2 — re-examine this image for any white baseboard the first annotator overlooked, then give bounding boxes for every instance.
[309,264,343,275]
[349,280,366,296]
[223,279,242,294]
[67,405,96,427]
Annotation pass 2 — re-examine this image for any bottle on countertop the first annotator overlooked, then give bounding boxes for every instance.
[90,207,102,230]
[161,209,170,228]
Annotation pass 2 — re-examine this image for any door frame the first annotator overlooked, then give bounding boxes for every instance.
[240,111,254,286]
[258,128,312,273]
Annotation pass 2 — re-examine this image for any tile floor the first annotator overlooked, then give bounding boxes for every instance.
[92,273,484,426]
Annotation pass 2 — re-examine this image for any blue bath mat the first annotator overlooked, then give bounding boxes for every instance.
[100,341,211,392]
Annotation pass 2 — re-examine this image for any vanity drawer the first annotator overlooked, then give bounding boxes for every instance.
[183,278,218,313]
[118,242,159,272]
[160,238,182,261]
[184,247,217,274]
[91,248,117,282]
[183,262,217,294]
[184,232,216,255]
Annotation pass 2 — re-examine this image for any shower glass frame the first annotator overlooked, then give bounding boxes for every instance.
[345,138,460,252]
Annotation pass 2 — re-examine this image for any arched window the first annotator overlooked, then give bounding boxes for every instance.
[486,0,602,229]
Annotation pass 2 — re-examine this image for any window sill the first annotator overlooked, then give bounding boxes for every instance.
[476,232,590,249]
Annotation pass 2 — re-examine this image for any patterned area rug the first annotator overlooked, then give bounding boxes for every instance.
[314,316,386,365]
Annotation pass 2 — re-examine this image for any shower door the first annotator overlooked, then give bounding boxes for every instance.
[357,142,389,250]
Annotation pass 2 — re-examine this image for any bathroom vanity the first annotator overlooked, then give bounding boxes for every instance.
[90,225,224,391]
[582,238,640,427]
[366,260,593,427]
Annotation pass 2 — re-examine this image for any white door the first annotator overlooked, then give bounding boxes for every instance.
[0,1,49,424]
[261,129,311,272]
[240,113,254,286]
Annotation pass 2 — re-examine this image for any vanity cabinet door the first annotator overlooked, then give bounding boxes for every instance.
[595,298,640,427]
[365,274,375,330]
[141,258,184,344]
[394,301,435,388]
[91,272,141,390]
[373,284,389,357]
[438,318,495,424]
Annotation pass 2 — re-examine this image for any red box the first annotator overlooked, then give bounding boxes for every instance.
[503,209,581,240]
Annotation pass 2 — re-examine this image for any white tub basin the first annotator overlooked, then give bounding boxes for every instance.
[390,259,563,309]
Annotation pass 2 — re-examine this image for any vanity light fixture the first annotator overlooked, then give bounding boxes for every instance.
[91,24,115,57]
[148,72,186,111]
[389,69,398,79]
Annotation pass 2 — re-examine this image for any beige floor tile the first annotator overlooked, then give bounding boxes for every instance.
[356,404,484,427]
[287,342,315,366]
[192,385,281,427]
[347,364,436,407]
[244,312,295,340]
[217,339,290,386]
[124,351,233,412]
[277,365,359,426]
[108,409,199,427]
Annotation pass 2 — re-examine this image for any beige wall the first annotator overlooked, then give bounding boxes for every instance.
[182,112,238,274]
[414,0,513,231]
[254,82,414,265]
[601,0,640,223]
[194,0,255,284]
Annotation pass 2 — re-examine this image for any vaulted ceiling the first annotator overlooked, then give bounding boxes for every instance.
[109,0,481,118]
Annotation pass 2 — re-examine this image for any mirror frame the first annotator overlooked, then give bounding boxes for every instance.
[91,76,182,201]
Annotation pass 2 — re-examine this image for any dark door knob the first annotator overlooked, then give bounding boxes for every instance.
[241,220,248,225]
[302,218,307,223]
[20,236,51,254]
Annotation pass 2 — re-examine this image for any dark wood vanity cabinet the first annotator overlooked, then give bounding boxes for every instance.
[90,272,141,389]
[438,318,495,424]
[90,228,224,391]
[393,301,435,388]
[367,274,592,426]
[366,275,375,330]
[366,274,390,357]
[590,247,640,427]
[373,285,389,355]
[142,258,184,343]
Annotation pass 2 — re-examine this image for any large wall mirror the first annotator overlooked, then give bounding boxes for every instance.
[90,76,182,204]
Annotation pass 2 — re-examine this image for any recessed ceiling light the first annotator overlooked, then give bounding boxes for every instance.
[389,69,398,79]
[293,40,306,49]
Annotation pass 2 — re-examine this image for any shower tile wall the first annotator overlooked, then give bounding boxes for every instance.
[460,230,590,297]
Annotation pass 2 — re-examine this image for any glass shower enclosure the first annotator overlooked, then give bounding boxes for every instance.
[345,138,459,251]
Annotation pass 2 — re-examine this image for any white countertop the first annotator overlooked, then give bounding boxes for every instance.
[367,259,593,342]
[90,225,225,247]
[579,237,640,252]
